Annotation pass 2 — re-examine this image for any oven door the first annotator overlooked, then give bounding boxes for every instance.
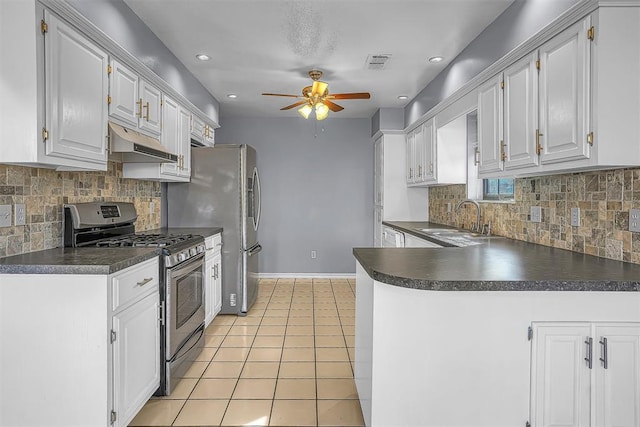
[167,253,205,357]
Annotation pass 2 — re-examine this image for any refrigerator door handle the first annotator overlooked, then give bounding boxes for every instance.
[247,243,262,256]
[253,167,261,231]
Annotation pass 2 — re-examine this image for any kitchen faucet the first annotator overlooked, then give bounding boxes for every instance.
[455,199,485,233]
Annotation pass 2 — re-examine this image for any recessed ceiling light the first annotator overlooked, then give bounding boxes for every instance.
[195,54,210,61]
[428,56,444,63]
[227,94,238,99]
[398,95,409,100]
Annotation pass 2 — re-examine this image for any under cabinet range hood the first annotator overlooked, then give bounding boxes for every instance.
[108,122,178,163]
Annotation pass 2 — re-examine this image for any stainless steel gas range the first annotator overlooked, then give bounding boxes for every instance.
[63,201,205,396]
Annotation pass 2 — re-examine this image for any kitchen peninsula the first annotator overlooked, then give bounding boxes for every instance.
[353,228,640,427]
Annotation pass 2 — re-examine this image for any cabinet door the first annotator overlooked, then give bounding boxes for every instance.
[504,52,539,170]
[538,16,591,165]
[413,125,425,182]
[406,132,415,184]
[204,252,215,327]
[191,114,204,144]
[178,106,191,178]
[423,120,436,182]
[160,95,180,176]
[212,251,222,316]
[44,11,108,166]
[139,80,162,136]
[374,137,383,206]
[530,323,592,427]
[477,74,504,175]
[109,59,139,128]
[112,292,160,427]
[594,323,640,427]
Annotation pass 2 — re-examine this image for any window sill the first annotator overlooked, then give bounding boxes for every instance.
[477,199,516,205]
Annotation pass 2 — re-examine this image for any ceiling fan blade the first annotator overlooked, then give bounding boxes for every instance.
[311,81,329,97]
[322,99,344,112]
[328,92,371,100]
[280,100,309,110]
[262,93,301,98]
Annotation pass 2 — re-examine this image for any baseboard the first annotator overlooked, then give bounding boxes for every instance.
[258,273,356,279]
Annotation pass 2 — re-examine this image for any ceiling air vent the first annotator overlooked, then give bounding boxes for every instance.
[365,54,392,70]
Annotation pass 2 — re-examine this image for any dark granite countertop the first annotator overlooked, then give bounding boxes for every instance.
[0,247,159,275]
[357,221,640,291]
[0,227,222,275]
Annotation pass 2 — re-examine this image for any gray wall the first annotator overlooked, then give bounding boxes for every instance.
[217,117,373,274]
[404,0,579,127]
[67,0,219,121]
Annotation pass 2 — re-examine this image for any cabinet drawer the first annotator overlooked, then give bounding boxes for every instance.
[111,258,159,312]
[205,233,222,251]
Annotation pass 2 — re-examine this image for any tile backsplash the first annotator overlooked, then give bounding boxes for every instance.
[429,168,640,264]
[0,163,161,257]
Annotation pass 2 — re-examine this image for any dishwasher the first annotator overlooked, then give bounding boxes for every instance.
[382,226,405,247]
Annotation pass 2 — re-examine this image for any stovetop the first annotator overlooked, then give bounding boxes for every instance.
[94,233,200,248]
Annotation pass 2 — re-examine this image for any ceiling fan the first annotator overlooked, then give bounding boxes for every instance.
[262,70,371,120]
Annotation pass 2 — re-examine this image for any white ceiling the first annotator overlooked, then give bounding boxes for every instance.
[124,0,514,120]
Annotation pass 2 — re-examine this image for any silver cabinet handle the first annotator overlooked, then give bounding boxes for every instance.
[584,337,593,369]
[599,337,608,369]
[136,277,154,287]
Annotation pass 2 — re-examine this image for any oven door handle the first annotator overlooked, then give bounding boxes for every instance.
[247,242,262,256]
[169,325,204,364]
[170,252,205,280]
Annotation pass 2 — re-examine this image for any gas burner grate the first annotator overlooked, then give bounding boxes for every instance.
[95,233,199,248]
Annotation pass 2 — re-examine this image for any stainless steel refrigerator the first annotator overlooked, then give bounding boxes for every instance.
[167,145,261,315]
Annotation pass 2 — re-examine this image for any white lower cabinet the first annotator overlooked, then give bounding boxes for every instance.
[0,257,160,427]
[530,322,640,427]
[204,233,223,327]
[111,292,160,427]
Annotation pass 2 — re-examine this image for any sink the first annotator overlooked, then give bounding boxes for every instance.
[417,228,459,233]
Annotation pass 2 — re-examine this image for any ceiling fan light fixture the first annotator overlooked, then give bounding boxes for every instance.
[298,104,313,119]
[315,102,329,121]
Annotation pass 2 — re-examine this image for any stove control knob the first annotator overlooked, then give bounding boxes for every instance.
[189,248,197,256]
[179,252,188,262]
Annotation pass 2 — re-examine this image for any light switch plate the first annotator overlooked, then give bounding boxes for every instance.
[570,207,580,227]
[0,205,11,227]
[530,206,542,223]
[630,209,640,232]
[14,204,26,226]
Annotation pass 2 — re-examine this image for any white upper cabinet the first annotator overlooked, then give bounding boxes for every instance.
[190,114,216,147]
[407,91,472,187]
[538,17,591,165]
[44,10,109,168]
[504,51,539,170]
[477,73,504,175]
[109,59,162,137]
[0,3,110,171]
[477,7,640,178]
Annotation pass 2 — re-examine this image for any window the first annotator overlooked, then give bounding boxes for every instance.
[483,178,515,201]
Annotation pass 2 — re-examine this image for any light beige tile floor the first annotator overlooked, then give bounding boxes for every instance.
[129,278,364,427]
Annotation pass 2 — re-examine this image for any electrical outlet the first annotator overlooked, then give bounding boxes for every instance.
[0,205,11,227]
[446,203,452,213]
[570,207,580,227]
[14,204,25,226]
[530,206,542,223]
[630,209,640,232]
[311,250,317,259]
[149,201,155,214]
